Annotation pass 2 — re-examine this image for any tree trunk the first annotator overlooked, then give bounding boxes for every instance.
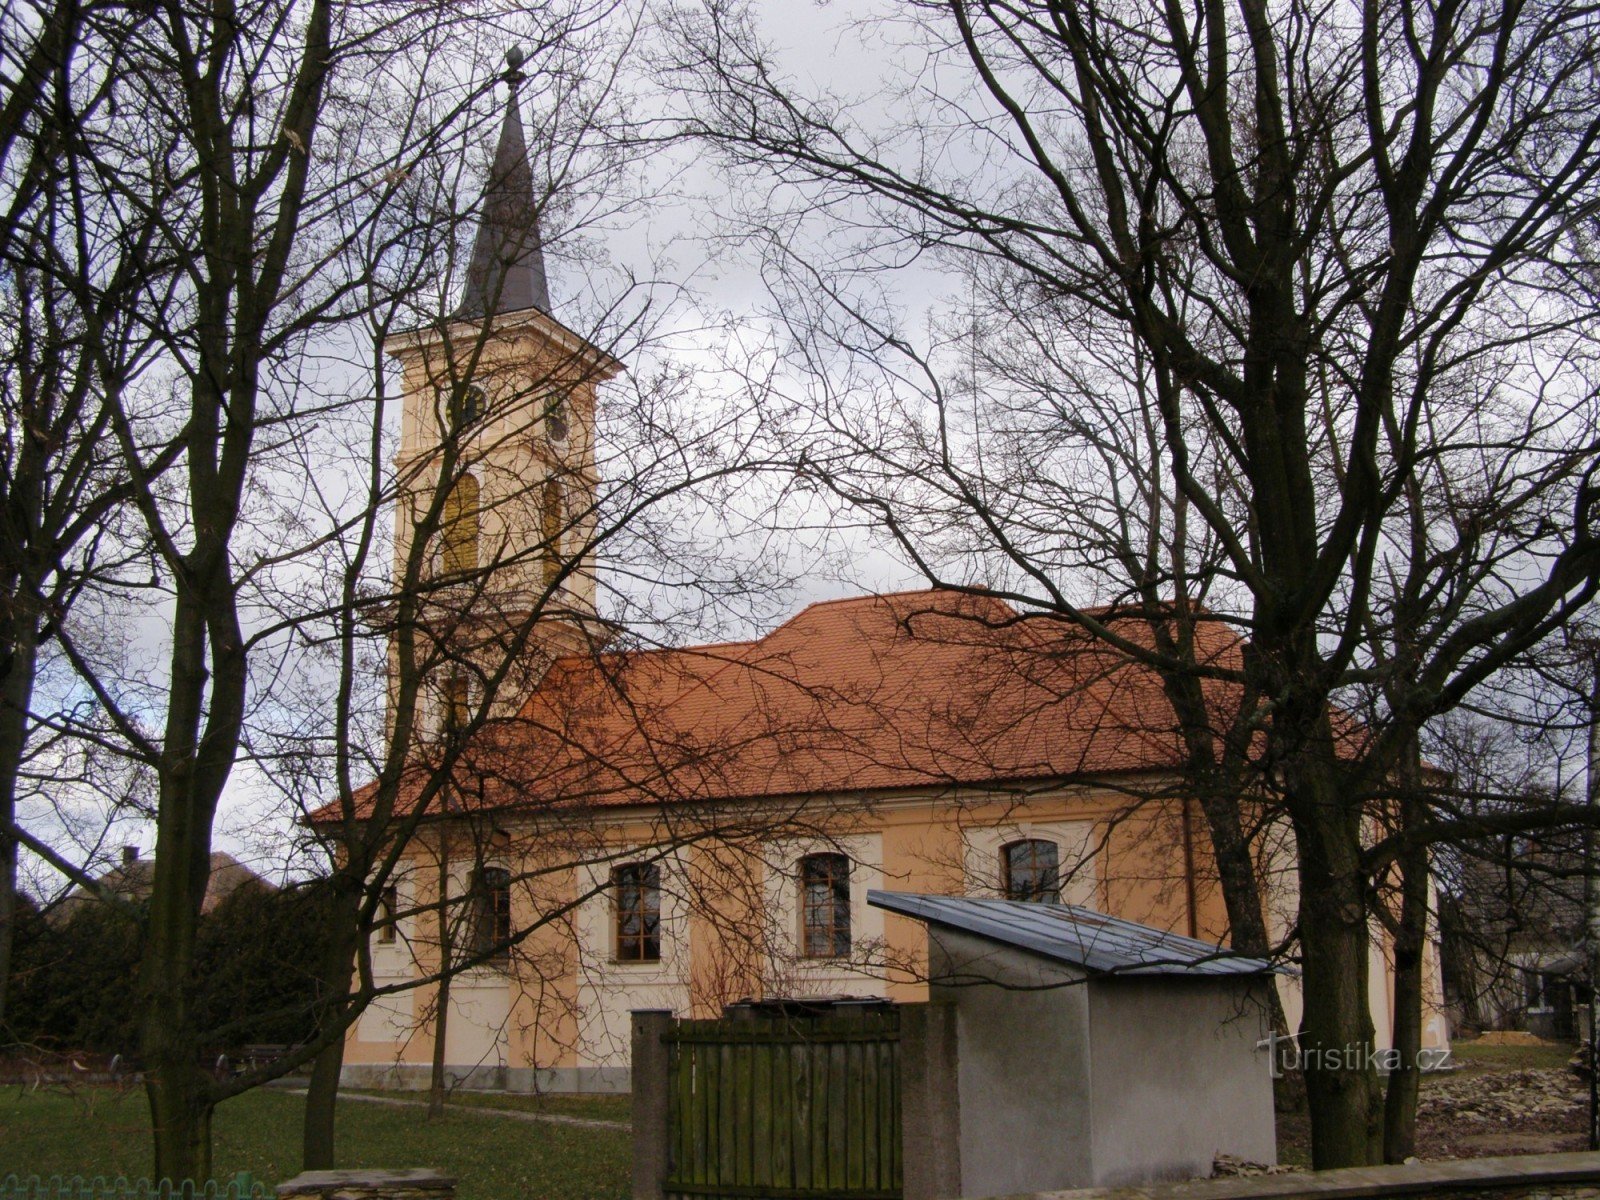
[140,575,230,1181]
[1381,832,1428,1160]
[1158,665,1303,1109]
[427,833,451,1119]
[301,882,364,1169]
[1382,735,1430,1162]
[144,1052,216,1182]
[0,551,45,1036]
[302,1035,348,1169]
[1192,783,1302,1110]
[1295,786,1382,1168]
[0,825,13,1040]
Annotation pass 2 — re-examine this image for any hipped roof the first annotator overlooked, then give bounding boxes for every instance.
[316,589,1282,824]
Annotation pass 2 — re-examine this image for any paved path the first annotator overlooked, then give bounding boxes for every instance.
[287,1088,630,1131]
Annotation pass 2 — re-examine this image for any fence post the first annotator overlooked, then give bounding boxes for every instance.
[631,1009,674,1200]
[899,1002,961,1200]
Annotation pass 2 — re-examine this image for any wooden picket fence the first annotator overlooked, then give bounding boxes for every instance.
[661,1009,902,1200]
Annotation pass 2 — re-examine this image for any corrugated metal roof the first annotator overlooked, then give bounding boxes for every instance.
[868,890,1281,978]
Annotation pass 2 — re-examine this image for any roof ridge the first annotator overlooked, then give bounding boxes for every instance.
[762,586,1009,635]
[544,637,758,674]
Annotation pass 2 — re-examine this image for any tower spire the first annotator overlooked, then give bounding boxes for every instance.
[456,47,551,319]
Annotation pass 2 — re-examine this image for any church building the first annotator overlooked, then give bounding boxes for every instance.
[328,72,1449,1095]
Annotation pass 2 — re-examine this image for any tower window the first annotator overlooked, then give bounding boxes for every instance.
[544,391,568,442]
[613,863,661,962]
[541,475,563,586]
[440,473,480,575]
[448,383,486,428]
[441,671,470,737]
[1002,839,1060,903]
[800,853,851,958]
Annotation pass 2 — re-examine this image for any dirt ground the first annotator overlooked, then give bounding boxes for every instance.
[1274,1040,1587,1166]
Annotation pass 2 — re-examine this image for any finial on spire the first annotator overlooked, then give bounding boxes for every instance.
[504,45,527,89]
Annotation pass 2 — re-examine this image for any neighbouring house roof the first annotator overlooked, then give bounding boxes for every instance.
[1442,831,1586,966]
[868,890,1280,977]
[315,588,1281,824]
[57,849,275,918]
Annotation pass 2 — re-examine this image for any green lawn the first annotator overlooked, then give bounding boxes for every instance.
[1447,1039,1575,1072]
[0,1086,631,1200]
[346,1089,630,1125]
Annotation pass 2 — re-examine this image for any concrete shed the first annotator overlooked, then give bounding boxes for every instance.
[870,891,1279,1196]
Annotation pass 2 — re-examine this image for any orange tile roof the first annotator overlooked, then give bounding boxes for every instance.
[313,588,1257,824]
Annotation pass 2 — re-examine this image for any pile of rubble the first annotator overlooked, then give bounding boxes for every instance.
[1419,1066,1583,1127]
[1212,1155,1302,1178]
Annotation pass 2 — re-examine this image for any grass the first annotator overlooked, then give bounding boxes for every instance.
[1446,1039,1575,1073]
[0,1086,630,1200]
[346,1089,630,1124]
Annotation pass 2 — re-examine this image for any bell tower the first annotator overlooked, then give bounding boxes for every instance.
[385,51,622,725]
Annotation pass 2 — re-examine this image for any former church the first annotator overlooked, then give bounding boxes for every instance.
[325,73,1448,1094]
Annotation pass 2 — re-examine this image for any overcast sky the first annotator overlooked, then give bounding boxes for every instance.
[64,0,938,884]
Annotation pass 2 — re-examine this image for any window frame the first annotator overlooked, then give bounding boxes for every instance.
[799,852,852,959]
[1001,838,1061,904]
[467,864,512,965]
[446,382,487,429]
[377,884,399,944]
[612,862,662,964]
[440,671,471,739]
[541,475,564,586]
[544,390,569,443]
[440,472,481,576]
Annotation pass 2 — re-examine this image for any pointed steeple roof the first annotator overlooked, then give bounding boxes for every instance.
[456,51,551,319]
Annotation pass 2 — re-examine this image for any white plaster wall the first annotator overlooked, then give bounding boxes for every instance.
[1087,977,1277,1185]
[369,871,419,983]
[760,833,887,997]
[444,976,512,1069]
[358,992,414,1044]
[961,819,1100,907]
[573,849,692,1069]
[927,928,1096,1194]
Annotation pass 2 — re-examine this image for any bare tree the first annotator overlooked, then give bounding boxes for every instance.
[663,0,1600,1166]
[0,0,685,1177]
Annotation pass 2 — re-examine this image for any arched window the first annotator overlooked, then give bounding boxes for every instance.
[440,473,480,575]
[613,863,661,962]
[800,853,851,958]
[544,390,569,443]
[448,382,486,428]
[541,475,563,586]
[467,865,512,961]
[440,671,470,738]
[377,885,399,944]
[1002,839,1060,904]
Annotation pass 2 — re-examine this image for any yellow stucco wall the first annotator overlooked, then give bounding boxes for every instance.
[346,782,1449,1078]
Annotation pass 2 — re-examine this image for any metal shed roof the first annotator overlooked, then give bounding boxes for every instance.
[867,890,1280,978]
